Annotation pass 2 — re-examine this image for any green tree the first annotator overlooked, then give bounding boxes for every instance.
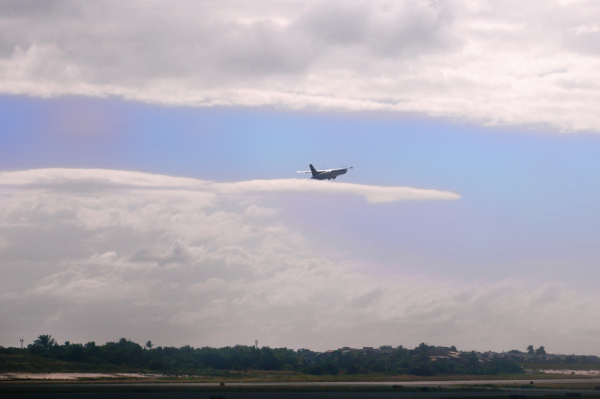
[410,343,433,376]
[526,345,534,354]
[33,335,56,349]
[535,346,546,356]
[322,362,340,375]
[66,344,85,362]
[145,340,153,349]
[256,349,283,370]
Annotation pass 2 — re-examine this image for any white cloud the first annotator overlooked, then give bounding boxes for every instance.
[244,205,279,218]
[1,1,600,131]
[0,168,460,203]
[1,168,600,354]
[220,179,461,203]
[570,23,600,35]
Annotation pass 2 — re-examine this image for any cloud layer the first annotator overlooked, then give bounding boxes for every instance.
[0,168,460,203]
[1,168,600,354]
[1,0,600,131]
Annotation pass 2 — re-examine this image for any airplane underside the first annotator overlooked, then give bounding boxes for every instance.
[312,174,340,180]
[301,164,351,180]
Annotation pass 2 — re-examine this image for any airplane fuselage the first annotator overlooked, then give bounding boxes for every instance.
[298,164,352,180]
[311,168,347,180]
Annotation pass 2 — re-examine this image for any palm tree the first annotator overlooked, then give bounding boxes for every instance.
[145,340,153,349]
[33,335,56,349]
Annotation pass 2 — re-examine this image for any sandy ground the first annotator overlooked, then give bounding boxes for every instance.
[536,369,600,376]
[0,372,163,380]
[2,369,599,381]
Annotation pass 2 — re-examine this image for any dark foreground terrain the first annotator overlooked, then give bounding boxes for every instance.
[3,380,600,399]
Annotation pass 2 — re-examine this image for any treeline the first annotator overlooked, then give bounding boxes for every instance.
[0,336,522,376]
[303,344,522,376]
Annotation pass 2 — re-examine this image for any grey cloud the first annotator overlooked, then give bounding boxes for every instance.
[244,205,279,218]
[16,1,599,129]
[1,168,600,354]
[565,24,600,56]
[213,20,319,78]
[295,2,371,46]
[0,0,69,16]
[365,1,457,58]
[130,242,190,266]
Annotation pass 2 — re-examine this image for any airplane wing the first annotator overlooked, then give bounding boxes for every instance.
[297,171,312,173]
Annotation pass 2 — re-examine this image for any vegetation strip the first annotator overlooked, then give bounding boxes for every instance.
[2,337,522,376]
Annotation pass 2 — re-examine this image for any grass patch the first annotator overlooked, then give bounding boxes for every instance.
[0,353,145,373]
[0,353,534,381]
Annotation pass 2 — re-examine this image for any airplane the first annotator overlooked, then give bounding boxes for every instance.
[297,164,353,180]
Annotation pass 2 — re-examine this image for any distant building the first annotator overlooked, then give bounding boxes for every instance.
[297,348,317,358]
[482,351,500,360]
[337,346,356,354]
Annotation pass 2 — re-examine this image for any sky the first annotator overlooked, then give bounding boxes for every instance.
[2,0,600,354]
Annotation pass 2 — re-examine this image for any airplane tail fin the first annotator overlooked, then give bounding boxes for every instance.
[309,164,318,177]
